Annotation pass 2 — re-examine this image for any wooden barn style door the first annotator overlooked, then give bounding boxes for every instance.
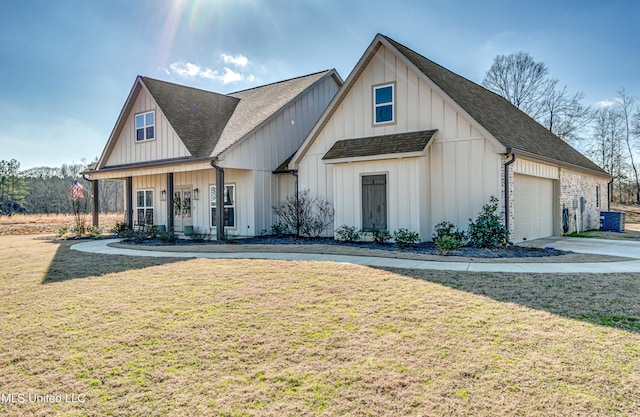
[362,174,387,230]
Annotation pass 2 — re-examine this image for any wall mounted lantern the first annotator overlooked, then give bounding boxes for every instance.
[193,188,199,200]
[161,190,167,201]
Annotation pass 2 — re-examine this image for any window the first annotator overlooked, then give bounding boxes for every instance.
[596,185,600,208]
[136,189,154,226]
[373,83,394,124]
[210,184,235,228]
[135,111,155,141]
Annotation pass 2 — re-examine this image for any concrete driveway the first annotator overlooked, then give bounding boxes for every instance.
[525,236,640,259]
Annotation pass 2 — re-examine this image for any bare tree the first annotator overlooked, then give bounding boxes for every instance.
[617,89,639,203]
[483,51,590,143]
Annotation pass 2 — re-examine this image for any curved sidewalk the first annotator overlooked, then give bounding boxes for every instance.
[71,238,640,273]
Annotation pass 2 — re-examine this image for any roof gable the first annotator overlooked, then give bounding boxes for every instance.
[381,35,607,175]
[141,77,239,157]
[214,70,337,157]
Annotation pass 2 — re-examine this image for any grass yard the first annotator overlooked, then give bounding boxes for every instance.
[0,213,123,236]
[1,235,640,416]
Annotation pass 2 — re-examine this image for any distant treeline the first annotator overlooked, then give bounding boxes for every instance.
[0,159,123,215]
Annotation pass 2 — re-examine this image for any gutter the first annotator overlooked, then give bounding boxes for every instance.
[503,148,516,241]
[607,178,614,211]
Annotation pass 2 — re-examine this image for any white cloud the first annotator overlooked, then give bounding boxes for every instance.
[222,54,249,68]
[167,60,255,85]
[596,98,622,108]
[221,67,243,84]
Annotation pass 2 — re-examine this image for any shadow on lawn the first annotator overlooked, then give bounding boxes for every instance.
[42,239,186,283]
[380,267,640,334]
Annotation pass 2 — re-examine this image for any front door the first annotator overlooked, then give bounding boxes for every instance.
[173,188,193,232]
[362,174,387,230]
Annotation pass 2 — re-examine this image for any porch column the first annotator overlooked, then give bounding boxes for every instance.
[166,173,174,232]
[92,180,99,228]
[126,176,133,229]
[210,161,225,241]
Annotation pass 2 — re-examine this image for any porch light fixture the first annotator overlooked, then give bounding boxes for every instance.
[161,189,167,201]
[193,188,199,200]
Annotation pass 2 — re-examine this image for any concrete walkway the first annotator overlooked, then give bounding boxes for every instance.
[71,237,640,273]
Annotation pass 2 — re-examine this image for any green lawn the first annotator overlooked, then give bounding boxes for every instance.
[1,235,639,416]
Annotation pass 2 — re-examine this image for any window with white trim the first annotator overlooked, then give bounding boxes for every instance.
[136,189,154,225]
[210,184,236,228]
[135,111,155,141]
[373,83,394,124]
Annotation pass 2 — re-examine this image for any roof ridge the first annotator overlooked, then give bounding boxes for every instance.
[140,76,232,99]
[229,69,333,95]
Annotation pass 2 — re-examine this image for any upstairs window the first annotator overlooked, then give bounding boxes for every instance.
[135,111,155,141]
[373,83,394,125]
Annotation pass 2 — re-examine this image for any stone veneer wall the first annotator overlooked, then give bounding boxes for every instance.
[502,156,610,239]
[558,169,610,233]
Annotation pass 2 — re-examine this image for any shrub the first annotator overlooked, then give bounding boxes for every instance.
[157,229,178,245]
[190,228,211,243]
[120,229,149,244]
[366,227,391,244]
[335,225,362,242]
[434,235,462,254]
[432,221,466,242]
[112,221,129,237]
[393,228,420,249]
[273,190,334,238]
[85,226,103,238]
[270,221,290,236]
[467,196,508,249]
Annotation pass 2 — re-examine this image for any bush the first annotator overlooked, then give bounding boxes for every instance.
[190,228,211,243]
[120,229,149,244]
[157,229,178,245]
[270,221,290,236]
[434,235,462,254]
[273,190,334,238]
[366,227,391,244]
[432,221,466,242]
[112,221,129,237]
[393,228,420,249]
[85,226,103,238]
[467,196,508,249]
[335,225,362,242]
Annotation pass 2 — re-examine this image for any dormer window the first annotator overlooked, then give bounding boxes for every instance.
[135,111,155,141]
[373,83,395,125]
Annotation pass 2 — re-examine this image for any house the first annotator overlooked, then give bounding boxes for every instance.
[84,70,342,237]
[290,34,611,242]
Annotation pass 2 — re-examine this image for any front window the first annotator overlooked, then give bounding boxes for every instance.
[136,189,154,225]
[210,184,236,228]
[135,111,155,141]
[373,84,394,124]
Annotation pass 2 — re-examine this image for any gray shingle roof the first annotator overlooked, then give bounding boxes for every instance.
[322,130,437,160]
[141,70,334,158]
[382,35,607,175]
[141,77,239,157]
[213,70,332,156]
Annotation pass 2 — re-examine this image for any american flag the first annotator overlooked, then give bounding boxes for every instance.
[70,178,84,199]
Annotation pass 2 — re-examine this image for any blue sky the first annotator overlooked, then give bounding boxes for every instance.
[1,0,639,170]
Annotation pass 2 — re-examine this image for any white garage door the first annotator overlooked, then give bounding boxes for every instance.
[513,174,554,242]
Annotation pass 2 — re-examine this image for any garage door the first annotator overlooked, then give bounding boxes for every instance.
[513,174,554,242]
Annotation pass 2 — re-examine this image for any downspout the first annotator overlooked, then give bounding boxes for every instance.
[210,160,225,241]
[503,148,516,241]
[607,178,614,211]
[291,170,299,236]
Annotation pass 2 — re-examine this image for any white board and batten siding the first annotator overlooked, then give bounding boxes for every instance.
[299,44,500,239]
[106,87,191,167]
[222,74,339,233]
[129,168,255,236]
